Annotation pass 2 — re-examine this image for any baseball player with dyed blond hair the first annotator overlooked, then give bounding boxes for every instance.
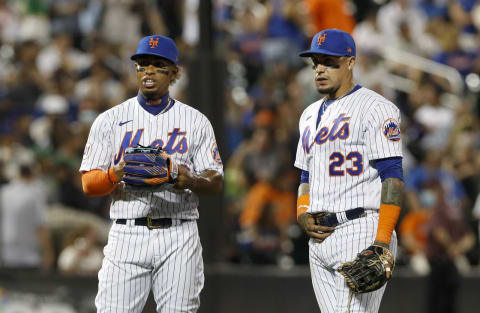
[80,35,223,313]
[295,29,404,313]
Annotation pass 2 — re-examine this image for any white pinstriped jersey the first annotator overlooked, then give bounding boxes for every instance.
[294,86,402,213]
[80,96,224,220]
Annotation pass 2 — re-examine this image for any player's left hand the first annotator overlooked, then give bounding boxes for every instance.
[338,244,395,293]
[298,213,335,243]
[373,241,394,279]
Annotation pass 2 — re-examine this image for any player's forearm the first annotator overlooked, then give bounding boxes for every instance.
[298,182,309,197]
[82,168,119,196]
[187,170,223,195]
[380,178,404,206]
[297,183,310,220]
[374,178,404,247]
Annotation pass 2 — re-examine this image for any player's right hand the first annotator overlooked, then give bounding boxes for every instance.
[113,161,125,181]
[298,213,335,243]
[174,164,193,190]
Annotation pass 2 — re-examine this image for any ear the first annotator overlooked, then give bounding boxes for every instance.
[134,62,140,71]
[348,57,356,70]
[170,66,179,83]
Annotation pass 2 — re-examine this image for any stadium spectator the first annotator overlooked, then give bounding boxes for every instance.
[376,0,440,56]
[412,76,456,150]
[237,169,297,265]
[399,204,431,275]
[48,0,87,45]
[36,32,90,79]
[262,0,307,68]
[57,225,103,275]
[425,177,475,313]
[0,163,55,270]
[304,0,356,34]
[405,148,466,213]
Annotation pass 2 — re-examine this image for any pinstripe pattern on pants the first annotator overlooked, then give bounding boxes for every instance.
[309,212,398,313]
[95,220,203,313]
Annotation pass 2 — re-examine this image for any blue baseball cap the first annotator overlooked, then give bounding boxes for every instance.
[299,29,356,58]
[130,35,179,65]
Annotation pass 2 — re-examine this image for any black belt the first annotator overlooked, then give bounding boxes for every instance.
[116,217,182,229]
[312,207,366,227]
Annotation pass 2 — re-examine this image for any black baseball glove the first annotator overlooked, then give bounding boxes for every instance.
[338,245,395,293]
[123,145,177,190]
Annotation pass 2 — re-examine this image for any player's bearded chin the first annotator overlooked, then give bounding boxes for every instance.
[141,88,162,100]
[142,89,155,99]
[317,85,337,95]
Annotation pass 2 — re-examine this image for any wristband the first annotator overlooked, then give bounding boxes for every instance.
[297,194,310,220]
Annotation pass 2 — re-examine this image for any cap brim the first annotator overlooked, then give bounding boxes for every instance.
[130,53,178,65]
[298,49,346,57]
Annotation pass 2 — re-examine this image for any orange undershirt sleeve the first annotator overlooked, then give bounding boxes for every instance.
[296,194,310,221]
[82,168,120,196]
[375,204,402,244]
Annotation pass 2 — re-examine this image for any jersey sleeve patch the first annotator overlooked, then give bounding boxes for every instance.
[211,142,223,165]
[382,118,401,142]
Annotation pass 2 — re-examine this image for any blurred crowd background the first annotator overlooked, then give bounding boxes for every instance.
[0,0,479,292]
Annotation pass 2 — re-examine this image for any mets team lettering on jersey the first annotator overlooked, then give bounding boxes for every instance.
[80,96,223,220]
[294,86,402,213]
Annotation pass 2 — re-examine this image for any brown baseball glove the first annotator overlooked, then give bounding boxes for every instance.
[338,245,395,293]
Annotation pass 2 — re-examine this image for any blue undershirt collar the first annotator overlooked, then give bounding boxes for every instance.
[137,92,175,115]
[316,84,362,128]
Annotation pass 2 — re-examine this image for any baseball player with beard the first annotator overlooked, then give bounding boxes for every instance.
[295,29,404,313]
[80,35,223,313]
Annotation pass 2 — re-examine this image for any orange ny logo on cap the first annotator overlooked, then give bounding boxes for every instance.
[347,47,352,53]
[149,37,159,49]
[317,33,327,46]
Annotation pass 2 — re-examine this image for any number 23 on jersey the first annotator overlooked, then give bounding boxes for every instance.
[302,113,364,177]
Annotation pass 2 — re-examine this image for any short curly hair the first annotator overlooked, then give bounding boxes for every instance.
[169,65,181,86]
